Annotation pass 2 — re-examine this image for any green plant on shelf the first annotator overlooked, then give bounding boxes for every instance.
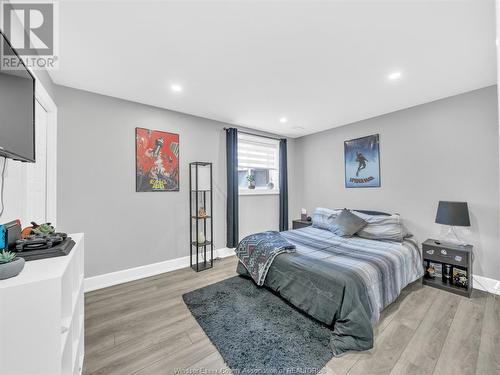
[0,250,17,264]
[31,222,55,236]
[246,174,256,189]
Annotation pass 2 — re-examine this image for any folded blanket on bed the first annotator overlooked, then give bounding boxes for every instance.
[235,231,296,286]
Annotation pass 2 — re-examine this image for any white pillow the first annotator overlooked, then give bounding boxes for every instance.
[352,211,411,242]
[311,207,342,231]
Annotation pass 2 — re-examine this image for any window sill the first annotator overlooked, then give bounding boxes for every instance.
[239,189,280,196]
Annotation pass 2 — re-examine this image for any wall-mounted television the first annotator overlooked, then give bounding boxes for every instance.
[0,30,36,162]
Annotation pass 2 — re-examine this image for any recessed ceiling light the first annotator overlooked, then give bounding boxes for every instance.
[171,84,183,92]
[388,71,402,81]
[279,117,287,123]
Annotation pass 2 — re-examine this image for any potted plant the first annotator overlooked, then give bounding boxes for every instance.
[246,174,256,189]
[0,250,25,280]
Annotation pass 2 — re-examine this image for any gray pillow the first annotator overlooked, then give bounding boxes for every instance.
[330,209,368,237]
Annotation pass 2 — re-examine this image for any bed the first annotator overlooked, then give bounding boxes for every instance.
[236,215,423,356]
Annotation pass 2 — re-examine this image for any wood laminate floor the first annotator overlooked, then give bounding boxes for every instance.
[83,256,500,375]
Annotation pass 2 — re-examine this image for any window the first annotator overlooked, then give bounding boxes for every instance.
[238,133,279,195]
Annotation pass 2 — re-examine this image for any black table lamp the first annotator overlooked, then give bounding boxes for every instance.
[435,201,470,245]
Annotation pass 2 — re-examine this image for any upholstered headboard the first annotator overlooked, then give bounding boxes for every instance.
[347,209,391,216]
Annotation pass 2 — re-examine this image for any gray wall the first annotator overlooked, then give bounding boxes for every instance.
[34,69,56,101]
[56,84,499,281]
[55,85,291,278]
[240,194,279,238]
[292,86,500,280]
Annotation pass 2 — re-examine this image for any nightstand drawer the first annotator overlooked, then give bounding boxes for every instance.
[422,244,470,267]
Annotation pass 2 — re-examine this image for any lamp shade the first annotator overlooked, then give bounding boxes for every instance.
[435,201,470,227]
[190,164,211,191]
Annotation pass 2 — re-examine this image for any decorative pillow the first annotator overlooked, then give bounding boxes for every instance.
[352,211,411,242]
[312,207,342,231]
[329,209,368,237]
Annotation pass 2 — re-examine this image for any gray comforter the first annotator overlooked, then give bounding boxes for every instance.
[236,226,423,355]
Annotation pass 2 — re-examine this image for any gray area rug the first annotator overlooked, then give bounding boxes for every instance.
[182,275,335,374]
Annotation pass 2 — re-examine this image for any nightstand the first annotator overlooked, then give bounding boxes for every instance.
[292,219,312,230]
[422,239,473,298]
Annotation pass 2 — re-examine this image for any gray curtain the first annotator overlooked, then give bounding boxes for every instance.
[279,138,289,231]
[226,128,239,247]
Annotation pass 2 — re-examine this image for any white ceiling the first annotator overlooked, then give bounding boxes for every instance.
[50,0,497,138]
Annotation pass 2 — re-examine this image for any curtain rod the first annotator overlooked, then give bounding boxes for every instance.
[223,127,283,141]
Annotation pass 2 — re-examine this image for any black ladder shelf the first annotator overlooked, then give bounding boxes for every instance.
[189,162,214,272]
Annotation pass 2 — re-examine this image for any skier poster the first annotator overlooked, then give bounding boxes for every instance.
[136,127,179,192]
[344,134,380,188]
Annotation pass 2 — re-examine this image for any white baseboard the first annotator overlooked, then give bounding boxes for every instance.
[473,274,500,296]
[214,247,235,258]
[84,247,234,293]
[85,249,499,297]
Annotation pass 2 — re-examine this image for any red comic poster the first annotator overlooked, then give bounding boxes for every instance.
[135,127,179,192]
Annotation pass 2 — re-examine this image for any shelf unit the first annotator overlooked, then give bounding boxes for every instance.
[189,162,214,272]
[0,233,85,375]
[422,238,472,298]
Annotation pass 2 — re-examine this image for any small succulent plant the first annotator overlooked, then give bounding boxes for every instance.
[0,250,17,264]
[31,222,55,236]
[246,174,255,182]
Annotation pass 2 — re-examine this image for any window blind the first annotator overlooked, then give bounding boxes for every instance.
[237,133,279,170]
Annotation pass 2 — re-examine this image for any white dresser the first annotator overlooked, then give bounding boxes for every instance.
[0,233,85,375]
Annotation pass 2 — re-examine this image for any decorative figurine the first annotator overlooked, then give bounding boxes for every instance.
[197,232,206,244]
[444,264,452,283]
[301,208,307,221]
[426,264,436,279]
[198,208,207,218]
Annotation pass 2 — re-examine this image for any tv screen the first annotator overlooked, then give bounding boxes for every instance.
[0,31,35,162]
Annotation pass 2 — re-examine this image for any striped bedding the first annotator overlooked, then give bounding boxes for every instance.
[283,226,422,322]
[236,226,423,355]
